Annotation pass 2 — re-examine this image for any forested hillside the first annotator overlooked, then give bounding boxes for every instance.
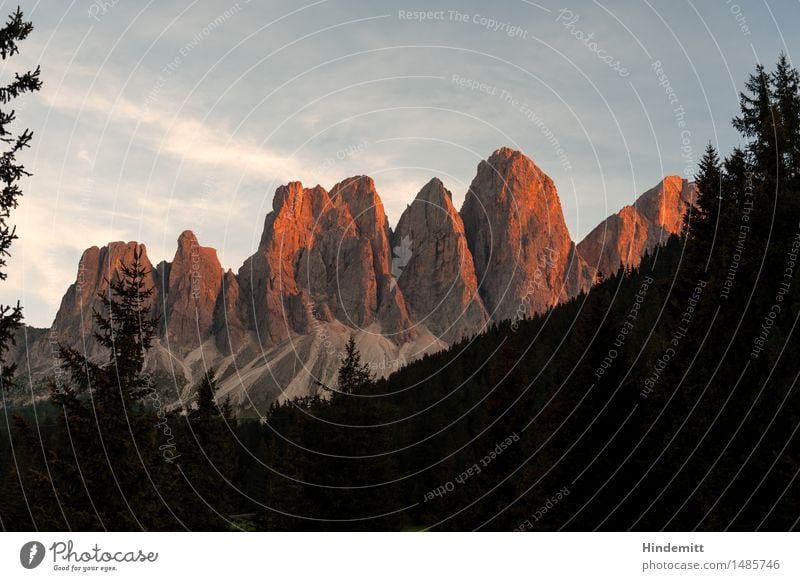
[2,56,799,532]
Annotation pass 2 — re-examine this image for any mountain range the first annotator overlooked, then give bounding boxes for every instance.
[10,147,696,415]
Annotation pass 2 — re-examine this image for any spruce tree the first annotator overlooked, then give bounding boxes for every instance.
[181,369,236,530]
[51,248,169,530]
[733,63,776,180]
[684,143,723,269]
[0,7,44,531]
[771,53,800,182]
[0,8,41,390]
[336,336,373,397]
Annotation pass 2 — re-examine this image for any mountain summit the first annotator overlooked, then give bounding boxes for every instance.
[394,177,488,343]
[13,148,693,414]
[461,147,593,321]
[578,176,697,277]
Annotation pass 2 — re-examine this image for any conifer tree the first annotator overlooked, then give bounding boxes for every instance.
[181,369,236,530]
[336,336,373,397]
[733,63,776,179]
[0,8,41,390]
[768,54,800,181]
[684,143,724,268]
[51,248,168,530]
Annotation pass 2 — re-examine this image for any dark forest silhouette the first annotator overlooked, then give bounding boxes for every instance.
[0,8,798,531]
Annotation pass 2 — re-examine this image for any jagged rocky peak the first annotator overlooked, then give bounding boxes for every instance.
[402,177,454,227]
[577,176,697,277]
[327,175,413,339]
[394,177,488,343]
[272,181,332,217]
[19,148,700,416]
[635,175,697,234]
[239,181,324,346]
[162,230,224,348]
[52,241,157,347]
[259,181,332,250]
[212,268,246,354]
[460,147,592,323]
[330,175,392,271]
[238,176,413,347]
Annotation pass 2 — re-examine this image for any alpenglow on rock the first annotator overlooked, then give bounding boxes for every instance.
[12,148,692,415]
[237,176,414,347]
[577,176,697,278]
[460,147,593,322]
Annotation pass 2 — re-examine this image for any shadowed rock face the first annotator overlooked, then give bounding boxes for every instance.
[460,147,593,322]
[213,269,246,354]
[577,176,697,278]
[328,175,413,338]
[162,230,224,352]
[52,241,158,355]
[16,148,691,414]
[394,177,488,343]
[51,234,232,359]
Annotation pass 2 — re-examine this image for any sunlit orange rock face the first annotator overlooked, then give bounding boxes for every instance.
[237,176,413,348]
[16,149,696,412]
[460,147,593,322]
[577,176,697,278]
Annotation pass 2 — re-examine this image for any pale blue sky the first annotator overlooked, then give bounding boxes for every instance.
[4,0,799,327]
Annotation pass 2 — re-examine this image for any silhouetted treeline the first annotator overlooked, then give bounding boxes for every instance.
[2,56,800,531]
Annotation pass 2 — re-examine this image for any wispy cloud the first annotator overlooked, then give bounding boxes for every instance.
[42,86,312,183]
[2,0,797,328]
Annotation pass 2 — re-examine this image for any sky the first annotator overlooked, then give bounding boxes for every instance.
[2,0,799,327]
